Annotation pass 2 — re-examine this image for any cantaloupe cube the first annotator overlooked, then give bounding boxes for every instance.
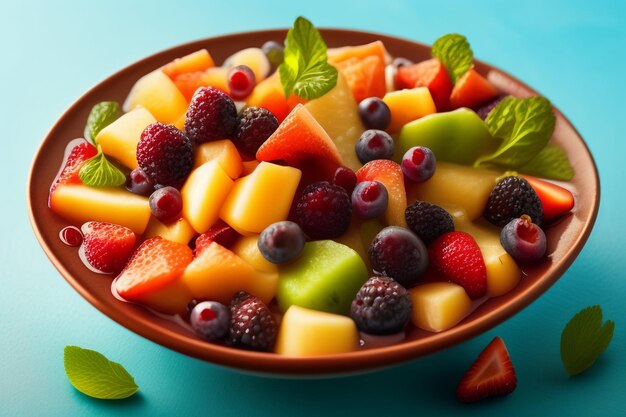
[275,305,359,356]
[220,162,301,235]
[231,235,278,274]
[144,217,196,245]
[123,70,188,124]
[174,113,186,130]
[409,282,472,332]
[383,87,436,132]
[180,241,277,305]
[127,279,192,315]
[50,184,150,234]
[162,49,215,79]
[96,107,156,169]
[181,160,234,234]
[193,139,243,179]
[241,160,259,176]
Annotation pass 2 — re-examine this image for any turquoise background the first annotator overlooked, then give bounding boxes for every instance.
[3,0,625,415]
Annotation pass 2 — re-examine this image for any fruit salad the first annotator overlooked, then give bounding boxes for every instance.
[48,17,576,357]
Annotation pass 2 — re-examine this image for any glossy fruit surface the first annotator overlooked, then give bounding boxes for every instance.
[351,180,388,220]
[190,301,230,341]
[355,129,394,164]
[500,216,547,262]
[149,186,183,222]
[258,221,305,264]
[401,146,436,183]
[358,97,391,129]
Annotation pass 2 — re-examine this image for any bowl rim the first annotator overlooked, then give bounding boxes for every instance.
[27,27,600,376]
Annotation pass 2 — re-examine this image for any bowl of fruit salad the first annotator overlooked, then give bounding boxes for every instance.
[28,18,599,376]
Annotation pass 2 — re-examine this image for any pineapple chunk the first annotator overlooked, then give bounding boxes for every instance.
[193,139,243,179]
[382,87,436,132]
[231,235,278,274]
[223,48,270,82]
[123,69,188,124]
[409,282,472,332]
[144,217,196,245]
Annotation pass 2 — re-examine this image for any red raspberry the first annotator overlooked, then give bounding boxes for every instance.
[228,291,277,352]
[81,222,136,274]
[184,86,238,144]
[296,181,352,240]
[233,107,278,158]
[137,123,193,187]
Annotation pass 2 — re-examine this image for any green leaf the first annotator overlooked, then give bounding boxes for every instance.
[84,102,120,145]
[519,144,575,181]
[278,16,338,100]
[432,34,473,83]
[79,147,126,187]
[475,96,556,169]
[64,346,139,400]
[561,306,614,376]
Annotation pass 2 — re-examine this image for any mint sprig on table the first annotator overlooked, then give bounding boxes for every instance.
[432,34,473,83]
[64,346,138,400]
[561,306,614,376]
[84,101,120,145]
[279,16,338,100]
[79,145,126,187]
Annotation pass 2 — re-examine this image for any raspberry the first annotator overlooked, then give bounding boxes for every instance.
[485,176,543,227]
[228,291,277,352]
[184,86,237,144]
[136,122,193,187]
[295,181,352,240]
[233,107,278,158]
[405,201,454,244]
[350,276,412,334]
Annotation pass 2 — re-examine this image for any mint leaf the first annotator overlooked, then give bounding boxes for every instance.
[64,346,138,399]
[519,144,575,181]
[278,16,338,100]
[84,102,120,145]
[475,96,556,169]
[432,34,473,83]
[79,146,126,187]
[561,306,614,376]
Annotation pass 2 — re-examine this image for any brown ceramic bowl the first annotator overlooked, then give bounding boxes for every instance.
[27,29,599,376]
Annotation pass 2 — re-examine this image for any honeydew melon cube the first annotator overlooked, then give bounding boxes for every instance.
[409,282,472,332]
[193,139,243,179]
[123,69,188,124]
[144,217,196,245]
[275,305,359,356]
[96,107,156,169]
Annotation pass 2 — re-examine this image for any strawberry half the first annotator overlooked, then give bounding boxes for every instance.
[81,221,137,274]
[456,337,517,403]
[50,139,97,194]
[428,231,487,299]
[523,175,574,223]
[194,220,239,256]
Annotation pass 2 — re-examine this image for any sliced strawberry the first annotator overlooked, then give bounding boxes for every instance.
[396,58,452,111]
[428,231,487,299]
[115,237,193,300]
[81,221,136,274]
[456,337,517,403]
[523,175,575,223]
[50,139,97,194]
[194,220,240,256]
[356,159,407,227]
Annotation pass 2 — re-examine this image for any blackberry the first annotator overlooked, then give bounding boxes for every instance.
[350,276,412,334]
[405,201,454,244]
[184,86,238,144]
[228,291,277,352]
[295,181,352,240]
[233,106,278,158]
[484,176,543,227]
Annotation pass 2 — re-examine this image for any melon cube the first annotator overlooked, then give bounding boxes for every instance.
[144,217,196,245]
[277,240,368,315]
[382,87,436,132]
[241,160,259,176]
[181,160,234,234]
[123,69,188,124]
[162,49,215,79]
[220,162,301,235]
[193,139,243,179]
[231,235,278,274]
[223,47,270,82]
[275,305,359,356]
[96,107,156,169]
[409,282,472,332]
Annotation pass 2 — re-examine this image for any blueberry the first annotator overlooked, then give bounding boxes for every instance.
[368,226,428,287]
[261,40,284,69]
[258,221,305,264]
[358,97,391,130]
[149,186,182,222]
[126,167,154,196]
[500,215,547,262]
[352,181,388,220]
[355,129,395,164]
[227,65,256,100]
[401,146,436,183]
[190,301,230,341]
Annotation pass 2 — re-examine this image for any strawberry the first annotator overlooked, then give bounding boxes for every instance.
[50,139,97,194]
[194,220,240,256]
[428,231,487,299]
[456,337,517,403]
[523,175,574,223]
[81,221,137,274]
[115,237,193,300]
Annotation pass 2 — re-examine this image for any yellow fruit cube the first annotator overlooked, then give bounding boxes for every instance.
[409,282,472,332]
[123,69,188,124]
[241,160,259,176]
[305,73,364,171]
[128,279,192,315]
[223,47,270,82]
[144,217,196,245]
[50,184,151,234]
[231,236,278,274]
[220,162,301,235]
[193,139,243,179]
[181,160,234,233]
[174,113,186,130]
[180,242,277,305]
[96,107,156,169]
[275,305,359,356]
[382,87,436,132]
[162,49,215,78]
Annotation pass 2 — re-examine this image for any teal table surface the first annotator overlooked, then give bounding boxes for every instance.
[3,0,625,415]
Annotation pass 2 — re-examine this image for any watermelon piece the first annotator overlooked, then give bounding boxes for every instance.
[523,175,575,223]
[396,58,452,111]
[450,67,499,110]
[356,160,407,227]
